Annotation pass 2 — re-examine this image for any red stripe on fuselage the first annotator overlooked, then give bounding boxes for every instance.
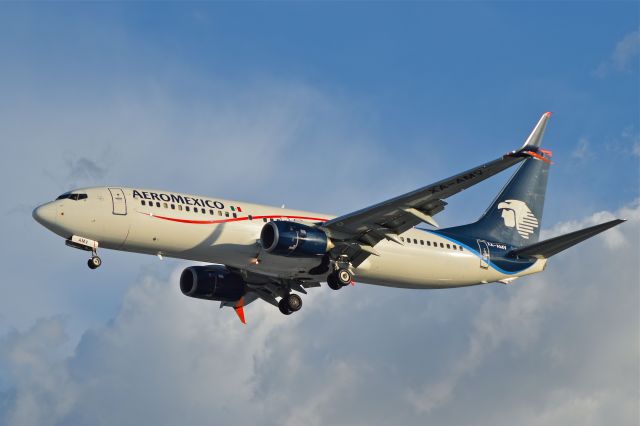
[138,212,328,224]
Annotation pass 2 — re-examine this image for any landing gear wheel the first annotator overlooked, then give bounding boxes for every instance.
[278,299,292,315]
[88,256,102,270]
[284,293,302,312]
[278,294,303,315]
[327,273,342,290]
[337,268,352,286]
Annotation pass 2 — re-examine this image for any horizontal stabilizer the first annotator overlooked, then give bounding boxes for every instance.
[508,218,625,259]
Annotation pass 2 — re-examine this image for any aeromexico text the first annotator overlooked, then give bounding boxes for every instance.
[132,190,225,210]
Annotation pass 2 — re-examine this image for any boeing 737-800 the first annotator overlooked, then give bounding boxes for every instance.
[33,113,624,323]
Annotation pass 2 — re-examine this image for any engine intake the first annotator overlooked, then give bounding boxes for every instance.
[180,265,246,301]
[260,220,332,258]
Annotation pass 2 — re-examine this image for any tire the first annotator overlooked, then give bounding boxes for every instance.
[87,259,97,269]
[337,268,352,286]
[285,293,302,312]
[327,273,342,290]
[278,299,292,315]
[90,256,102,268]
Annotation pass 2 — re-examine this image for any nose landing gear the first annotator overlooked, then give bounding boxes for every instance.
[88,255,102,270]
[64,236,102,270]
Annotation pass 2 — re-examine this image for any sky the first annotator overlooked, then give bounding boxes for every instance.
[0,2,638,425]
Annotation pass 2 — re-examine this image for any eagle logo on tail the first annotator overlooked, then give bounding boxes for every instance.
[497,199,539,239]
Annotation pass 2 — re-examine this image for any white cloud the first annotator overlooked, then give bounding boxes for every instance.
[406,201,639,421]
[0,202,638,426]
[594,29,640,77]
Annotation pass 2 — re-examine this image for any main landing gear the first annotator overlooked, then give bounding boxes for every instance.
[327,268,353,290]
[278,293,303,315]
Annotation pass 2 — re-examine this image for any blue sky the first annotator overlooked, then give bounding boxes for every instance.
[0,3,638,425]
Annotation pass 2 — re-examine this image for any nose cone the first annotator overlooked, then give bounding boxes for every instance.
[33,203,57,229]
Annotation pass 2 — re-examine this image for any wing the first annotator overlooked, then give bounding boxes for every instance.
[321,112,552,266]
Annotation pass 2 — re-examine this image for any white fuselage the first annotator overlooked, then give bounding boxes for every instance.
[34,187,546,289]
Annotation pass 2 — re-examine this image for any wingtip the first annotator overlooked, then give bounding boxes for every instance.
[521,112,552,149]
[234,297,246,324]
[234,306,246,324]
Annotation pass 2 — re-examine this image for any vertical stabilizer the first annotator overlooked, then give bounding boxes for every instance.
[442,113,553,247]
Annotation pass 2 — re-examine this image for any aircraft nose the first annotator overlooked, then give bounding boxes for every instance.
[32,203,57,227]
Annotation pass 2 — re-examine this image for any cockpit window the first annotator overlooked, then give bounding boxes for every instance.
[56,193,87,201]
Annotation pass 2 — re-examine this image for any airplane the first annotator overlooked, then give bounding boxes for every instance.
[33,113,624,323]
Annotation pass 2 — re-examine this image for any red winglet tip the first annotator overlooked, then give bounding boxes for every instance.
[350,280,355,287]
[234,298,246,324]
[234,306,246,324]
[544,111,552,117]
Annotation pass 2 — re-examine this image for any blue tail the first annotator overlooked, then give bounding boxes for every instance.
[442,113,552,247]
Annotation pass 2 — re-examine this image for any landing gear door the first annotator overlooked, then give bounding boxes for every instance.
[108,188,127,215]
[477,239,490,269]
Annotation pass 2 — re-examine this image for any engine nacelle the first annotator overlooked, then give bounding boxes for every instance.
[180,265,246,302]
[260,220,332,258]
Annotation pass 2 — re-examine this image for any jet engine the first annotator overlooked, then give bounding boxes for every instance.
[180,265,246,301]
[260,220,333,257]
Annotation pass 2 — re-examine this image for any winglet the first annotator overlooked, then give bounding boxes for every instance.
[521,112,552,149]
[234,298,246,324]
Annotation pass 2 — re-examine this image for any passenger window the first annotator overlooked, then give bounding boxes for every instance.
[218,211,223,216]
[420,240,424,245]
[446,244,450,249]
[186,206,190,212]
[178,205,183,211]
[163,203,168,209]
[200,208,204,214]
[233,213,237,218]
[225,212,230,217]
[209,209,214,215]
[400,237,404,242]
[427,241,431,246]
[460,246,464,251]
[156,202,160,207]
[440,243,444,248]
[171,204,175,210]
[248,215,253,220]
[263,218,267,222]
[413,239,418,244]
[141,200,146,206]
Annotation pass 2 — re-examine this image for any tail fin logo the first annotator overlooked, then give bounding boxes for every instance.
[497,200,539,239]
